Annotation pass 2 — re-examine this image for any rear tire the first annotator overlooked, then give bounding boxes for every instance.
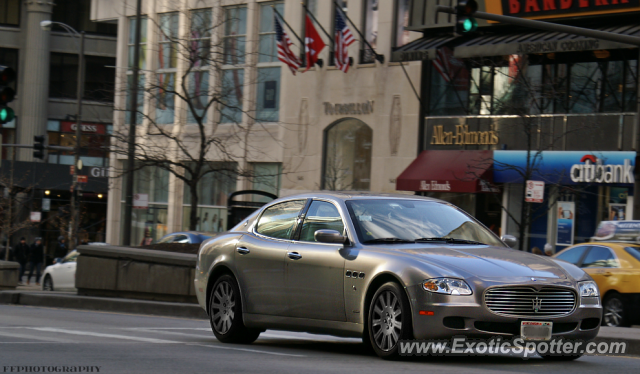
[209,274,260,344]
[42,275,54,291]
[367,281,413,359]
[603,293,629,327]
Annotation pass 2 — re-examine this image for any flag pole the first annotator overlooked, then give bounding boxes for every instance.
[271,5,304,47]
[333,1,384,63]
[301,3,333,44]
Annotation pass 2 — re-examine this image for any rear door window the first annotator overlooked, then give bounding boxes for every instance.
[256,200,307,240]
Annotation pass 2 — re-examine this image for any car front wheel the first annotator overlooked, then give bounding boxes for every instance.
[603,294,628,327]
[209,274,261,344]
[42,275,54,291]
[367,281,413,359]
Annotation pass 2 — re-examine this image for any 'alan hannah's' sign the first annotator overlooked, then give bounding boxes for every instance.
[323,101,374,115]
[431,124,500,146]
[420,180,452,191]
[570,154,634,184]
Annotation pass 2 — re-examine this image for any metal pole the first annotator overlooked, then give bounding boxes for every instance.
[301,3,333,42]
[272,6,304,46]
[436,7,640,46]
[123,0,143,246]
[333,1,384,63]
[69,31,85,251]
[3,147,15,261]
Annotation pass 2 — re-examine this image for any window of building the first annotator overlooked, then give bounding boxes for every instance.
[49,53,79,99]
[191,8,213,66]
[394,0,411,47]
[126,74,145,124]
[223,6,247,65]
[187,71,209,124]
[46,120,111,167]
[220,69,244,123]
[329,0,349,66]
[84,55,116,102]
[158,13,178,70]
[0,48,18,93]
[258,2,284,63]
[361,0,378,64]
[52,0,116,35]
[128,16,148,70]
[251,163,281,202]
[256,67,281,122]
[322,119,372,191]
[182,162,237,233]
[0,0,20,26]
[126,16,147,124]
[50,54,115,102]
[186,10,212,125]
[301,0,318,65]
[156,13,178,124]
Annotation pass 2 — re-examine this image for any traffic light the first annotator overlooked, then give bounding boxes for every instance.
[34,135,46,160]
[455,0,478,34]
[0,66,16,125]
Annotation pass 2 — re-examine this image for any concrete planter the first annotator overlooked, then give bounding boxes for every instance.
[76,245,197,303]
[0,261,20,290]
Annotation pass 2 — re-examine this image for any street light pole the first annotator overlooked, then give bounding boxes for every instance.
[69,31,85,250]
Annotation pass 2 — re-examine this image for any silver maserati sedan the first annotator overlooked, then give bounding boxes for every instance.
[194,193,602,359]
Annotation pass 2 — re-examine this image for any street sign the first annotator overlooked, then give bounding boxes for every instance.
[77,175,88,183]
[133,193,149,209]
[30,211,41,222]
[525,180,545,203]
[42,198,51,212]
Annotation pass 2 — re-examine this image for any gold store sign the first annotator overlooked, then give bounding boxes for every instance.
[431,124,500,146]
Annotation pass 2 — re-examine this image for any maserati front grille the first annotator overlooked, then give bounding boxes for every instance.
[484,286,577,317]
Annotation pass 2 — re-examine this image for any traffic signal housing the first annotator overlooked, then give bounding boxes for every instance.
[34,135,46,160]
[0,66,16,125]
[455,0,478,34]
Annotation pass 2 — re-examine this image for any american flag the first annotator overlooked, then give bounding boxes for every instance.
[274,13,301,75]
[432,48,450,83]
[334,11,354,73]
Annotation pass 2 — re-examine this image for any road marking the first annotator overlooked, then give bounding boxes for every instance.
[28,327,181,344]
[0,330,77,343]
[187,343,305,357]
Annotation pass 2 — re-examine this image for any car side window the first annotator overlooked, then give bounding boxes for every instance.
[174,235,190,243]
[62,252,78,263]
[158,235,174,244]
[299,201,345,242]
[256,200,306,240]
[555,246,589,265]
[582,246,619,268]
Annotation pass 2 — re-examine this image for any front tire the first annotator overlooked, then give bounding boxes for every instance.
[603,293,628,327]
[42,275,54,291]
[367,281,413,359]
[209,274,260,344]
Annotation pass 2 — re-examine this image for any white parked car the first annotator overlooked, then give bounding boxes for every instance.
[42,250,78,291]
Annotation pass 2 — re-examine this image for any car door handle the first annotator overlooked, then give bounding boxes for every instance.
[237,247,250,255]
[602,272,612,277]
[287,251,302,260]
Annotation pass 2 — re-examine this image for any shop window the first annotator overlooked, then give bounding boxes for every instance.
[223,6,247,65]
[52,0,116,35]
[47,121,110,166]
[256,67,281,122]
[394,0,411,48]
[361,0,378,64]
[322,119,372,191]
[0,0,19,26]
[251,163,281,202]
[258,2,284,63]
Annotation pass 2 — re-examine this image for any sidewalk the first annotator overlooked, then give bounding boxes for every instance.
[0,289,638,356]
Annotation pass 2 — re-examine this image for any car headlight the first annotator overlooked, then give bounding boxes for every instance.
[578,281,600,308]
[422,278,472,295]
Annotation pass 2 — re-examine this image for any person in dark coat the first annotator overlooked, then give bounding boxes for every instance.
[27,238,44,285]
[53,236,68,259]
[13,237,29,285]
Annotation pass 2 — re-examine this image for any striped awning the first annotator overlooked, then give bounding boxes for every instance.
[390,35,458,62]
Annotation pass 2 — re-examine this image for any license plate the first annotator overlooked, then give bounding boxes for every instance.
[521,321,552,341]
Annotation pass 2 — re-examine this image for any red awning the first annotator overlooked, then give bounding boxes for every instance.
[396,150,495,193]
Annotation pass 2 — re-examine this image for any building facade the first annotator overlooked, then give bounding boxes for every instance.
[1,0,116,253]
[395,0,640,252]
[92,0,423,246]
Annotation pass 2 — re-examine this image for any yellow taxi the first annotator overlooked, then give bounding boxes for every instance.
[553,242,640,327]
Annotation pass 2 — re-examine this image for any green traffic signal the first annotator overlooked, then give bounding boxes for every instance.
[463,18,478,33]
[0,106,14,124]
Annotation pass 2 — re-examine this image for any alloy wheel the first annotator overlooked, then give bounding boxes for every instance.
[371,290,403,351]
[604,297,624,327]
[211,281,235,334]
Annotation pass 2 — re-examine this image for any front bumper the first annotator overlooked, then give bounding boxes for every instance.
[407,282,602,341]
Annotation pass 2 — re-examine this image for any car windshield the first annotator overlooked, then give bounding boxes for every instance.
[345,199,504,246]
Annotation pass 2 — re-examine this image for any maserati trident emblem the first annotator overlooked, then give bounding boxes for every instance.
[532,296,542,313]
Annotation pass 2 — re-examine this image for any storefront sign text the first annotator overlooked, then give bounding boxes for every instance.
[431,124,500,146]
[323,101,374,115]
[61,121,106,135]
[570,154,634,184]
[516,39,600,54]
[419,180,452,191]
[494,0,640,19]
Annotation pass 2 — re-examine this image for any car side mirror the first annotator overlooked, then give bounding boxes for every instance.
[501,235,517,248]
[315,229,347,244]
[53,257,62,264]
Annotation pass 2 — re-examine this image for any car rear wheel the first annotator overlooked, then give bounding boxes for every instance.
[367,281,413,359]
[42,275,54,291]
[603,294,629,327]
[209,274,261,344]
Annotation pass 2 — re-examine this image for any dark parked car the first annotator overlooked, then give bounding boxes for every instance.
[158,232,212,244]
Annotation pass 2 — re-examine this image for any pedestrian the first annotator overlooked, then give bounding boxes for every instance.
[544,243,555,256]
[54,236,67,259]
[532,247,543,255]
[14,237,29,285]
[27,237,44,286]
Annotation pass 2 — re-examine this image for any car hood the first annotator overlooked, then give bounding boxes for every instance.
[379,244,569,281]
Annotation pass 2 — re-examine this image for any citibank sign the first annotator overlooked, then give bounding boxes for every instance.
[570,155,634,184]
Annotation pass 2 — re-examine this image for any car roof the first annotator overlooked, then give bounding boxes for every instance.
[269,192,444,204]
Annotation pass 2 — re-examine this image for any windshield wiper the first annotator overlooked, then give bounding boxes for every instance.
[414,237,485,245]
[362,237,415,244]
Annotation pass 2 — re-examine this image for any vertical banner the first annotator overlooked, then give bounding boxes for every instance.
[556,201,575,246]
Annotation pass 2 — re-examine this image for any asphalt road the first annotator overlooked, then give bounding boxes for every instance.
[0,304,638,374]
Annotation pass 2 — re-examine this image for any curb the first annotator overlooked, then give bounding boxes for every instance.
[0,291,208,320]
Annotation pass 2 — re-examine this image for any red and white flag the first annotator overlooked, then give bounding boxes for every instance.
[334,11,354,73]
[274,13,301,75]
[304,15,325,72]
